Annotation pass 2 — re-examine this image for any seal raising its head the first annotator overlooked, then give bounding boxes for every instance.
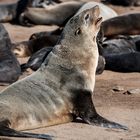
[0,6,127,139]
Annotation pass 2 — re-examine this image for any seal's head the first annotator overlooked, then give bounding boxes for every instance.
[61,6,102,45]
[12,43,32,57]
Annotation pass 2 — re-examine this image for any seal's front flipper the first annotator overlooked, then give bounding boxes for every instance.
[72,89,128,130]
[0,125,53,140]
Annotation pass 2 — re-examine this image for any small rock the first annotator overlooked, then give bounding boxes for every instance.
[112,86,125,92]
[124,89,140,95]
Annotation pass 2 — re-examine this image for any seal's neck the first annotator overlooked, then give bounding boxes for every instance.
[41,38,99,92]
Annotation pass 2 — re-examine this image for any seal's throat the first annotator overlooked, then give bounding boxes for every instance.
[42,39,99,93]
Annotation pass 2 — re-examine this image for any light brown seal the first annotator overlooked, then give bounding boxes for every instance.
[0,6,127,139]
[102,13,140,38]
[102,0,140,6]
[19,1,85,26]
[19,1,117,26]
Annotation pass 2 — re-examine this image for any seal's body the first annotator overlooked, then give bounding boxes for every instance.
[102,0,140,6]
[105,52,140,72]
[132,35,140,52]
[102,36,136,56]
[12,34,59,57]
[0,6,127,139]
[0,2,17,22]
[28,0,61,8]
[19,1,117,26]
[19,1,85,26]
[0,23,21,85]
[102,13,140,38]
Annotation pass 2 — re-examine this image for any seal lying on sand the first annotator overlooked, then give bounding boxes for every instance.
[132,35,140,52]
[12,34,59,57]
[19,1,85,26]
[0,0,61,24]
[0,6,127,139]
[13,1,117,56]
[105,52,140,72]
[102,13,140,38]
[0,23,21,85]
[102,0,140,6]
[19,1,117,26]
[12,28,62,57]
[28,0,62,8]
[0,2,17,22]
[102,36,136,56]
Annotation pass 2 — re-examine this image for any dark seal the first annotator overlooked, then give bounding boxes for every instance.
[0,23,21,85]
[105,52,140,72]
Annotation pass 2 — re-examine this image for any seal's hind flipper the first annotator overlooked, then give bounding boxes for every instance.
[84,113,128,130]
[0,126,53,140]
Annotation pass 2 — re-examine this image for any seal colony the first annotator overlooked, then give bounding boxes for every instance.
[11,1,118,58]
[0,6,127,139]
[19,1,117,26]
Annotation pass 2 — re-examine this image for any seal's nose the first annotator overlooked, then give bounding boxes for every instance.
[91,5,100,18]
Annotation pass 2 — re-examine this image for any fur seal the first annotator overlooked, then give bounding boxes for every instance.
[105,52,140,72]
[96,55,105,74]
[101,13,140,38]
[0,23,21,85]
[29,27,63,40]
[12,33,59,57]
[0,0,60,24]
[75,1,118,21]
[0,6,127,139]
[102,36,137,56]
[0,2,17,22]
[132,35,140,52]
[12,27,63,58]
[19,1,117,26]
[28,0,62,7]
[102,0,140,6]
[0,0,34,23]
[19,1,85,26]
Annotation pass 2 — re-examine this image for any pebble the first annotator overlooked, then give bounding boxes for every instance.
[124,89,140,95]
[112,86,125,92]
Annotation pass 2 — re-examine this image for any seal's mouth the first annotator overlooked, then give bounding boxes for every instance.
[95,17,103,26]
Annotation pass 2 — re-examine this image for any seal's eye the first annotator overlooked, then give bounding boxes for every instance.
[85,13,90,21]
[75,28,81,36]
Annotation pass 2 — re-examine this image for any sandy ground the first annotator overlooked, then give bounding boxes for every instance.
[0,0,140,140]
